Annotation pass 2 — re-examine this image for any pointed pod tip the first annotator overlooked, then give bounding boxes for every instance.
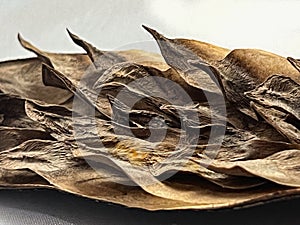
[141,24,151,31]
[66,28,76,37]
[142,25,166,41]
[17,33,24,43]
[142,24,158,35]
[17,33,30,49]
[66,28,72,36]
[66,28,78,40]
[65,28,85,44]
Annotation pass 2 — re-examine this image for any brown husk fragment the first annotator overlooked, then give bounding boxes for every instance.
[0,27,300,211]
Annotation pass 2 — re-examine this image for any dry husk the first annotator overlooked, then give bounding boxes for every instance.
[0,26,299,210]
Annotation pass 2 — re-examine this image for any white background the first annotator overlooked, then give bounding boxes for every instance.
[1,0,300,61]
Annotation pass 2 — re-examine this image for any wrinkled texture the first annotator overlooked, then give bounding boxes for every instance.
[0,27,299,211]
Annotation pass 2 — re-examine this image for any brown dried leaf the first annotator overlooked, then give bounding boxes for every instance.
[23,100,264,190]
[0,140,298,210]
[142,25,224,96]
[201,149,300,187]
[67,29,168,71]
[1,27,300,211]
[244,75,300,143]
[0,58,72,104]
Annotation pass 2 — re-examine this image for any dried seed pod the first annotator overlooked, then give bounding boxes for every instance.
[143,26,300,119]
[1,27,300,211]
[201,148,300,187]
[217,50,300,118]
[23,98,263,191]
[143,25,224,96]
[0,139,299,210]
[67,29,169,71]
[142,25,230,64]
[0,58,72,104]
[246,75,300,143]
